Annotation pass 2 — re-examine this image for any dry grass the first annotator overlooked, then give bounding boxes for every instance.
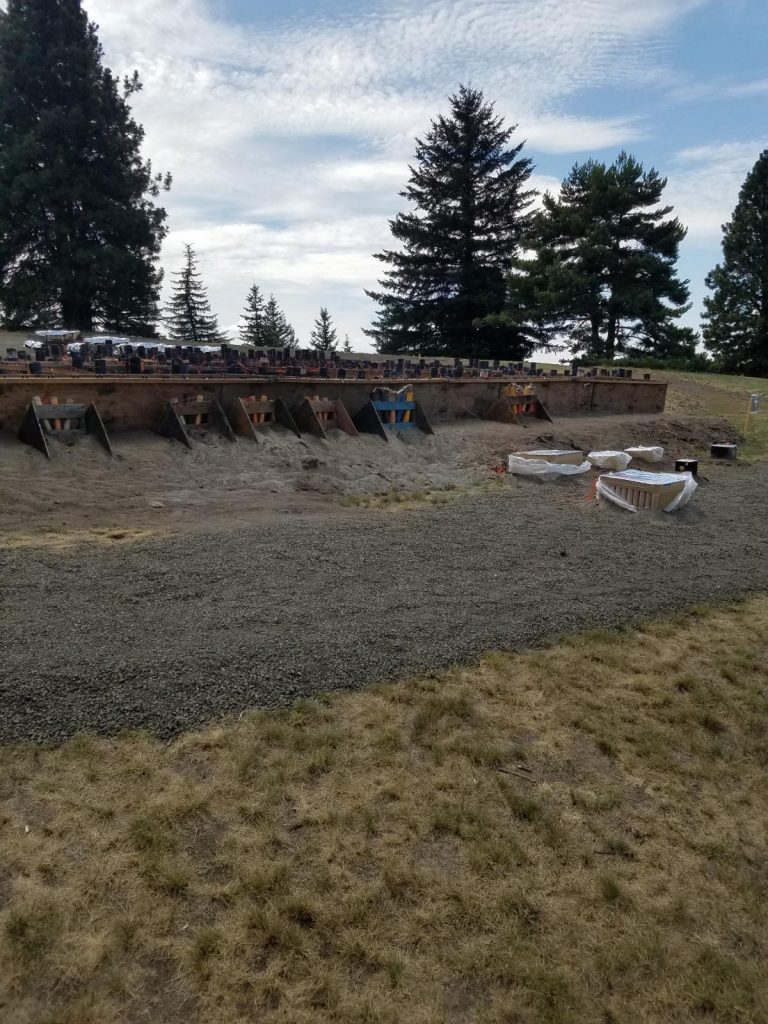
[0,527,166,551]
[641,369,768,461]
[340,480,503,511]
[1,599,768,1023]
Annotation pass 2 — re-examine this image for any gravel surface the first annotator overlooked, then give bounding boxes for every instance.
[2,460,767,744]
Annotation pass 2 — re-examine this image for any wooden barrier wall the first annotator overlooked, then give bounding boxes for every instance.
[0,377,668,434]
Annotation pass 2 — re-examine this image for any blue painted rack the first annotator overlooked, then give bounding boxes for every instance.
[371,398,418,430]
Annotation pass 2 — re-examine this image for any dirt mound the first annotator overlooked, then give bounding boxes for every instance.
[526,415,741,462]
[0,414,748,538]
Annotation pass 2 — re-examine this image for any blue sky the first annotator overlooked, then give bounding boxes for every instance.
[88,0,767,349]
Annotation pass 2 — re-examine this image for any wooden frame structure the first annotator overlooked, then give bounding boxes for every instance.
[292,396,358,440]
[485,386,554,424]
[353,398,434,441]
[229,394,300,441]
[157,395,235,449]
[17,397,112,458]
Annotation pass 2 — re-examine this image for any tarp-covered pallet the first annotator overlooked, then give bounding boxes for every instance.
[597,470,697,513]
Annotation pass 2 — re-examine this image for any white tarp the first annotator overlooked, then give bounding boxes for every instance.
[82,336,131,346]
[587,450,633,470]
[597,469,697,513]
[624,446,664,463]
[508,455,591,480]
[520,449,579,459]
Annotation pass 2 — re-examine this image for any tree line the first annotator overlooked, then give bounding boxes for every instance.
[368,85,768,375]
[163,244,343,349]
[0,0,342,353]
[0,2,765,374]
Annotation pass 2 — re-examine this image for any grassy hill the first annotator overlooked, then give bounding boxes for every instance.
[1,599,766,1023]
[652,369,767,460]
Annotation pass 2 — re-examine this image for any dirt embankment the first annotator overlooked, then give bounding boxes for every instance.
[0,413,742,538]
[1,413,765,744]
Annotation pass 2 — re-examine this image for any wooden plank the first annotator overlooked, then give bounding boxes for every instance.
[229,397,260,441]
[293,397,327,439]
[17,403,51,458]
[241,400,274,415]
[414,401,434,435]
[372,400,417,412]
[352,399,388,441]
[85,404,113,455]
[173,401,216,417]
[273,397,301,438]
[157,402,192,448]
[483,396,518,424]
[332,398,359,438]
[209,398,236,443]
[33,404,87,419]
[535,396,554,423]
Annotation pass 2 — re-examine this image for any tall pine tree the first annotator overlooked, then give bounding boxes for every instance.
[163,245,227,344]
[0,0,171,333]
[703,150,768,375]
[239,284,267,346]
[262,294,293,347]
[310,307,338,351]
[366,85,535,357]
[521,154,692,361]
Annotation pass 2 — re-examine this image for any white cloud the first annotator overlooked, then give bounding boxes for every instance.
[668,141,761,241]
[671,74,768,103]
[521,114,645,154]
[82,0,710,345]
[727,77,768,98]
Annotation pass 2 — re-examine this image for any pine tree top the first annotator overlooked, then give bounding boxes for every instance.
[702,149,768,374]
[240,283,267,345]
[366,84,535,356]
[310,307,338,350]
[162,244,227,344]
[261,293,294,347]
[0,0,170,332]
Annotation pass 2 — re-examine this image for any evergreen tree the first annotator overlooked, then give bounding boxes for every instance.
[310,307,338,351]
[342,333,352,353]
[365,85,535,357]
[0,0,170,333]
[703,150,768,375]
[521,153,692,361]
[163,245,227,343]
[262,294,293,347]
[239,284,267,346]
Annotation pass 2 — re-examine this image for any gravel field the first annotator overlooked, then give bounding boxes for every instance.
[2,456,767,744]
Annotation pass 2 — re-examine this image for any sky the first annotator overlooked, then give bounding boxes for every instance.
[86,0,767,350]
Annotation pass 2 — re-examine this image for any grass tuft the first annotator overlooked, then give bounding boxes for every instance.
[5,903,61,961]
[2,597,768,1022]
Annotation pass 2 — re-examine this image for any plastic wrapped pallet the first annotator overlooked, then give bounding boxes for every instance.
[587,450,632,470]
[508,455,591,481]
[597,469,697,513]
[512,449,584,465]
[624,446,664,463]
